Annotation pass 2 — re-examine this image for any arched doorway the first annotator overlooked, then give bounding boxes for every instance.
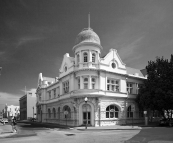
[82,104,91,125]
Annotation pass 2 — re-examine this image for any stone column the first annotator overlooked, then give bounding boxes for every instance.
[79,51,82,68]
[80,76,83,89]
[89,75,91,89]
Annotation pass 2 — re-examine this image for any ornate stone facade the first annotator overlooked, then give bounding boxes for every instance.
[36,26,147,127]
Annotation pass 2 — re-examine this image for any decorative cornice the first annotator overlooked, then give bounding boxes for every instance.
[72,42,103,52]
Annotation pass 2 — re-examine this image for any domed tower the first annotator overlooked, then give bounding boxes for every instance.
[72,14,103,68]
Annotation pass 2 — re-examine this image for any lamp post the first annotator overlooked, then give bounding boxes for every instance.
[84,97,88,129]
[125,78,128,124]
[33,107,34,119]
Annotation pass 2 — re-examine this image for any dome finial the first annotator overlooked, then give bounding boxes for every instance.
[88,12,90,29]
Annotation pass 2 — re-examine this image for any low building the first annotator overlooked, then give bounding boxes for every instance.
[36,24,147,126]
[3,104,20,119]
[19,89,36,120]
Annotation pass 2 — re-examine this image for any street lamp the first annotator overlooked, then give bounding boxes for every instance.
[84,97,88,129]
[33,107,34,119]
[125,78,128,124]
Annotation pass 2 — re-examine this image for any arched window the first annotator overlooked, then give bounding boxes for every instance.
[83,78,88,89]
[92,53,95,63]
[48,109,51,118]
[58,107,60,119]
[127,105,133,118]
[83,52,88,62]
[63,105,71,119]
[106,105,119,118]
[53,108,56,118]
[77,54,80,63]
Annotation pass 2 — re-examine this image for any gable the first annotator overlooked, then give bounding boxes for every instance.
[59,53,74,73]
[100,49,126,70]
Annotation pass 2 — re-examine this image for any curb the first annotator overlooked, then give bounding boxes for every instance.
[0,132,17,138]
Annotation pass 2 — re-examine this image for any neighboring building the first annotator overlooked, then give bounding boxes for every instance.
[0,111,3,120]
[19,89,37,120]
[36,25,147,126]
[3,104,20,118]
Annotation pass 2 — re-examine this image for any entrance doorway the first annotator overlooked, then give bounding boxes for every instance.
[82,104,91,125]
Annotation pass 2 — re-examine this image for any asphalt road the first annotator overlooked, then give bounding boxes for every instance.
[127,126,173,143]
[0,123,140,143]
[1,123,173,143]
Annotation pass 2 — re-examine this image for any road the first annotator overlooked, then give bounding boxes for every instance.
[1,123,173,143]
[0,123,140,143]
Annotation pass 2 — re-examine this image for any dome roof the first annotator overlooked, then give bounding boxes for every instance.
[75,28,101,45]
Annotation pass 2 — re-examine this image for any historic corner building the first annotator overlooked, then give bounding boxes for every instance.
[36,25,147,127]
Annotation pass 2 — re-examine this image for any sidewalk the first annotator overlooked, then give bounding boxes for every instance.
[0,123,16,138]
[0,121,158,138]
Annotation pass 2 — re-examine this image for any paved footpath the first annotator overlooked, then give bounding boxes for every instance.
[0,123,16,138]
[0,121,141,138]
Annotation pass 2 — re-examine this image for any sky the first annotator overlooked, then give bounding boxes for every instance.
[0,0,173,110]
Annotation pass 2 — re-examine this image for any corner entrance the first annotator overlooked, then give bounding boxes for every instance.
[82,104,91,125]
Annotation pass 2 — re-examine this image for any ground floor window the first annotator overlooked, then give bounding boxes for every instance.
[53,108,56,118]
[48,109,51,118]
[106,105,119,118]
[63,105,71,119]
[58,107,60,119]
[127,105,133,118]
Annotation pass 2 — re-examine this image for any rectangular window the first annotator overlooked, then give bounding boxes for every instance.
[136,83,142,94]
[83,77,88,89]
[92,78,96,89]
[107,79,119,92]
[49,91,51,99]
[57,87,60,97]
[54,89,56,98]
[78,78,80,89]
[63,81,69,93]
[127,83,133,94]
[84,83,88,89]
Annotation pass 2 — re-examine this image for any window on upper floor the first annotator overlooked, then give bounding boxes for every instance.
[48,91,51,99]
[63,81,69,94]
[78,78,80,89]
[111,62,116,69]
[83,52,88,62]
[92,53,95,63]
[64,66,67,72]
[136,83,143,94]
[53,89,56,98]
[127,83,133,94]
[92,77,96,89]
[57,87,60,97]
[77,54,80,63]
[39,94,41,101]
[107,79,119,92]
[83,77,88,89]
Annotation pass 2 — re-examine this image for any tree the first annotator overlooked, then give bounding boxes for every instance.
[136,55,173,119]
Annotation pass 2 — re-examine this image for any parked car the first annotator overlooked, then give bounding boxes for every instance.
[0,118,8,123]
[159,118,173,127]
[28,117,36,122]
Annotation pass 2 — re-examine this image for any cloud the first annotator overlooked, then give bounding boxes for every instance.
[20,88,36,93]
[16,36,45,48]
[118,36,144,62]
